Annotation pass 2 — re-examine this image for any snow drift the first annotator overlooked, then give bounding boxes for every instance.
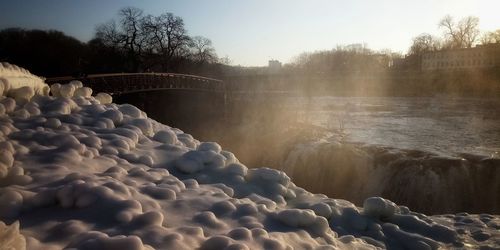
[0,63,498,249]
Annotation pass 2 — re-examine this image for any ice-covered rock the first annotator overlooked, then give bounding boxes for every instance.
[59,83,76,98]
[153,130,178,144]
[0,221,26,250]
[0,62,48,97]
[363,197,399,219]
[8,86,34,104]
[96,92,113,104]
[74,87,93,98]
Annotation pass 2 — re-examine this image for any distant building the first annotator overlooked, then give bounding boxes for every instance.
[421,44,500,71]
[344,43,367,53]
[268,60,282,72]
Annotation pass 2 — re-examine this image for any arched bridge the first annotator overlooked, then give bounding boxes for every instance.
[44,72,298,131]
[46,73,225,95]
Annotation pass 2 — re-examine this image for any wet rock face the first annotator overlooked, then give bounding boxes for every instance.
[0,63,499,250]
[283,141,500,214]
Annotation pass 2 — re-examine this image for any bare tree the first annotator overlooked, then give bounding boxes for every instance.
[190,36,217,64]
[408,33,441,55]
[95,7,147,71]
[95,20,122,47]
[142,12,191,69]
[119,7,146,55]
[480,29,500,44]
[291,45,389,75]
[218,55,232,65]
[439,15,480,48]
[94,7,219,72]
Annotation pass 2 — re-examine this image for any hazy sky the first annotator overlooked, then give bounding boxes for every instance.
[0,0,498,66]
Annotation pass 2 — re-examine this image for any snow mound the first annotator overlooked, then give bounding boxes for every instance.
[0,63,498,249]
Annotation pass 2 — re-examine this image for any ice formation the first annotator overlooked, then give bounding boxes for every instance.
[0,63,498,249]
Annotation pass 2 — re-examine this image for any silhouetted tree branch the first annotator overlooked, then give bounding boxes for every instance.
[409,33,441,55]
[189,36,217,64]
[439,15,479,48]
[481,29,500,44]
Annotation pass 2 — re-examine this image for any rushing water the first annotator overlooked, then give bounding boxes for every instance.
[298,96,500,157]
[279,96,500,214]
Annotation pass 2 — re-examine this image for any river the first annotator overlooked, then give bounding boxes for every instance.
[297,96,500,157]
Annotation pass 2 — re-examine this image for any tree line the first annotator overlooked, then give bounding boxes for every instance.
[1,9,498,87]
[285,15,500,76]
[0,7,227,77]
[409,15,500,56]
[286,44,401,75]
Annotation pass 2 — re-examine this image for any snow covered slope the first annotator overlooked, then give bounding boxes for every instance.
[0,63,498,249]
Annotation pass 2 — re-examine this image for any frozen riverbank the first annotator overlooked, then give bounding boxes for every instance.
[0,63,499,249]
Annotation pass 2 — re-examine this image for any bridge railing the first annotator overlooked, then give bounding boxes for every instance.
[46,73,225,95]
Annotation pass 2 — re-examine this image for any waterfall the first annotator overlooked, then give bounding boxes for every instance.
[281,139,500,214]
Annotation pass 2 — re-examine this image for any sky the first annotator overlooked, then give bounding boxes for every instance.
[0,0,499,66]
